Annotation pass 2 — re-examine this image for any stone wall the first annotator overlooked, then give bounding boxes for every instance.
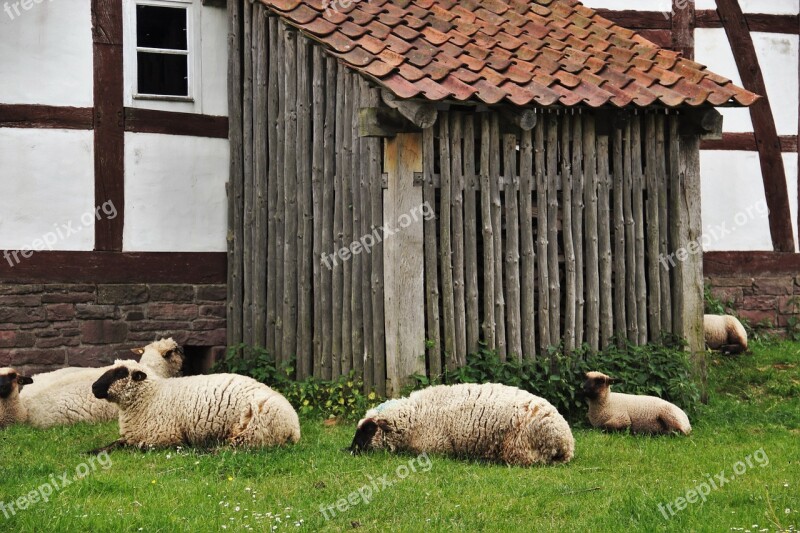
[705,274,800,334]
[0,283,227,375]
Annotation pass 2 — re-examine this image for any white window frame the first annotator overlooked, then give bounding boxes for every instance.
[126,0,198,104]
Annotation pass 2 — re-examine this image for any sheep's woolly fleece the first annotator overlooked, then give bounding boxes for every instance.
[704,314,748,354]
[583,371,691,435]
[0,367,32,429]
[350,383,574,466]
[21,338,186,428]
[92,361,301,449]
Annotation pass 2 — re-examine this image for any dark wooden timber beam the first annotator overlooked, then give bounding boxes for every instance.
[716,0,796,252]
[704,251,800,276]
[381,91,437,129]
[701,133,798,152]
[595,9,799,35]
[359,107,422,137]
[0,105,94,130]
[671,0,695,59]
[124,108,229,138]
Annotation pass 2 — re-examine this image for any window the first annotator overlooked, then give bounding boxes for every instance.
[135,3,190,98]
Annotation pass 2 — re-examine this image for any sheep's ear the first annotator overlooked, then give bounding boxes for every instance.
[607,376,620,384]
[349,419,379,455]
[131,370,147,382]
[17,376,33,386]
[131,348,145,355]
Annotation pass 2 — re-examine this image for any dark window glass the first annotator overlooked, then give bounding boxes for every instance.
[137,52,188,96]
[136,5,187,50]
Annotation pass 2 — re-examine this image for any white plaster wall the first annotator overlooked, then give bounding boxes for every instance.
[123,0,228,116]
[0,129,95,250]
[700,151,798,251]
[696,0,799,14]
[581,0,671,10]
[0,1,93,106]
[123,133,228,251]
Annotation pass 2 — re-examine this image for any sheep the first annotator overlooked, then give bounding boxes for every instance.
[90,360,301,451]
[583,371,691,435]
[704,314,748,354]
[348,383,574,466]
[21,338,186,428]
[0,368,32,429]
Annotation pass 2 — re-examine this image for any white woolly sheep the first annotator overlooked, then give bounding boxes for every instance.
[583,371,691,435]
[90,361,301,450]
[349,383,574,466]
[21,338,186,428]
[704,314,748,354]
[0,368,33,429]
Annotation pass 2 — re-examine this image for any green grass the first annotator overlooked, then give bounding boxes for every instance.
[1,344,798,532]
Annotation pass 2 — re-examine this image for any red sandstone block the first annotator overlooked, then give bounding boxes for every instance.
[741,296,778,312]
[0,307,46,324]
[777,296,800,314]
[753,277,794,296]
[2,348,67,366]
[129,320,191,332]
[80,320,129,345]
[185,329,227,346]
[0,330,36,349]
[46,303,76,322]
[41,292,95,304]
[75,304,118,320]
[148,303,198,321]
[738,309,775,326]
[67,345,121,367]
[198,304,226,319]
[192,319,227,331]
[0,284,43,296]
[196,285,227,302]
[709,287,742,306]
[97,284,149,305]
[148,284,195,302]
[36,336,80,349]
[707,276,754,288]
[0,294,42,307]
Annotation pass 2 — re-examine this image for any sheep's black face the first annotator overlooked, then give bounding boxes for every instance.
[0,372,30,399]
[92,366,133,400]
[582,373,616,400]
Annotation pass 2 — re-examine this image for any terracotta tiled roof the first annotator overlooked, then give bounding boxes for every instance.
[258,0,759,108]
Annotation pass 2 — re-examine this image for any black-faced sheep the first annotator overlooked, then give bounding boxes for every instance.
[0,367,33,429]
[349,383,574,466]
[583,371,691,435]
[90,361,301,450]
[704,314,748,354]
[22,338,186,428]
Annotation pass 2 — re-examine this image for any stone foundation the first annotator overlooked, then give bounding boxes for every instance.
[0,283,227,375]
[705,274,800,335]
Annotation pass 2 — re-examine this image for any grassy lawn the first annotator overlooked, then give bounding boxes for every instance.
[1,343,798,532]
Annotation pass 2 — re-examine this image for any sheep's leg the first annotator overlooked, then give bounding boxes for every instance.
[721,343,745,355]
[601,414,631,431]
[85,439,126,455]
[657,413,690,435]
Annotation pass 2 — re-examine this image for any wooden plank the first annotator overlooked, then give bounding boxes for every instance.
[0,251,226,283]
[368,90,386,394]
[281,27,298,361]
[321,56,336,379]
[312,46,325,377]
[695,11,800,34]
[383,133,426,395]
[716,0,795,252]
[560,115,576,353]
[450,113,467,367]
[331,62,344,379]
[359,78,374,391]
[350,75,364,378]
[341,71,353,375]
[266,16,279,355]
[440,113,458,369]
[535,116,550,353]
[546,114,560,346]
[623,118,638,344]
[225,0,243,346]
[463,115,480,355]
[253,7,268,349]
[91,0,125,252]
[0,105,94,130]
[519,128,536,359]
[597,134,613,348]
[297,36,313,379]
[671,0,695,59]
[123,108,228,138]
[242,0,253,347]
[504,133,522,361]
[422,123,442,377]
[701,133,798,153]
[274,21,286,360]
[705,251,800,275]
[612,122,627,343]
[668,117,684,338]
[479,114,496,351]
[594,9,671,30]
[632,116,648,344]
[644,114,662,341]
[571,114,585,347]
[583,114,599,351]
[657,114,672,334]
[490,114,506,359]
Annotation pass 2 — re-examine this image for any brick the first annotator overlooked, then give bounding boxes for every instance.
[0,307,46,324]
[75,304,118,320]
[738,309,775,326]
[44,284,95,293]
[148,284,195,302]
[41,292,95,304]
[0,284,43,295]
[126,310,146,321]
[97,284,149,305]
[36,336,80,349]
[199,304,226,319]
[778,296,800,315]
[67,345,124,367]
[129,321,191,332]
[60,328,80,338]
[192,319,227,331]
[0,331,36,349]
[127,332,163,342]
[18,322,50,330]
[753,277,794,296]
[706,276,754,288]
[184,329,226,346]
[81,320,129,344]
[35,329,60,338]
[46,303,76,321]
[196,285,227,302]
[0,294,42,306]
[708,287,742,306]
[1,348,66,366]
[740,296,777,312]
[148,303,198,321]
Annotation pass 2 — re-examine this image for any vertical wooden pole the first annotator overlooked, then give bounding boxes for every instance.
[632,116,648,344]
[657,114,672,334]
[350,76,364,378]
[463,115,480,355]
[668,116,684,339]
[422,125,441,377]
[519,128,536,358]
[504,134,522,361]
[612,122,627,344]
[281,28,298,362]
[546,115,561,345]
[535,116,550,352]
[320,54,336,379]
[331,64,344,378]
[440,113,458,369]
[597,134,613,347]
[571,114,585,347]
[266,16,279,355]
[358,78,374,391]
[383,133,426,396]
[340,72,353,375]
[296,37,313,378]
[311,46,325,377]
[252,8,268,349]
[490,114,506,359]
[242,0,254,347]
[583,114,600,351]
[480,114,496,350]
[273,22,286,361]
[623,118,639,344]
[561,115,576,353]
[644,113,662,341]
[368,90,386,395]
[450,113,467,366]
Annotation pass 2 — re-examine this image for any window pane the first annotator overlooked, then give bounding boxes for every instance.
[136,5,187,50]
[137,52,188,96]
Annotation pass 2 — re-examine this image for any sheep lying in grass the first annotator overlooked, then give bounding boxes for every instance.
[704,314,748,354]
[90,361,301,451]
[22,338,186,428]
[0,368,33,429]
[349,383,574,466]
[583,371,691,435]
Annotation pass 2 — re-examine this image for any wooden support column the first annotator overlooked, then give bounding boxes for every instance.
[383,133,426,397]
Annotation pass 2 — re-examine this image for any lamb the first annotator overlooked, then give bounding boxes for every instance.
[0,368,33,429]
[90,360,301,450]
[21,338,186,428]
[704,314,748,354]
[583,371,691,435]
[348,383,574,466]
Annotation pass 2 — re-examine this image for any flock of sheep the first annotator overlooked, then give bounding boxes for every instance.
[0,314,746,467]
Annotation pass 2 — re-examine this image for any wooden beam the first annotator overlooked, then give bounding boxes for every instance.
[671,0,695,59]
[359,107,420,137]
[717,0,796,252]
[704,251,800,275]
[680,107,723,139]
[91,0,125,252]
[0,105,94,130]
[595,9,799,35]
[595,9,671,30]
[0,251,226,284]
[124,108,229,138]
[381,91,438,129]
[701,133,798,152]
[500,107,536,131]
